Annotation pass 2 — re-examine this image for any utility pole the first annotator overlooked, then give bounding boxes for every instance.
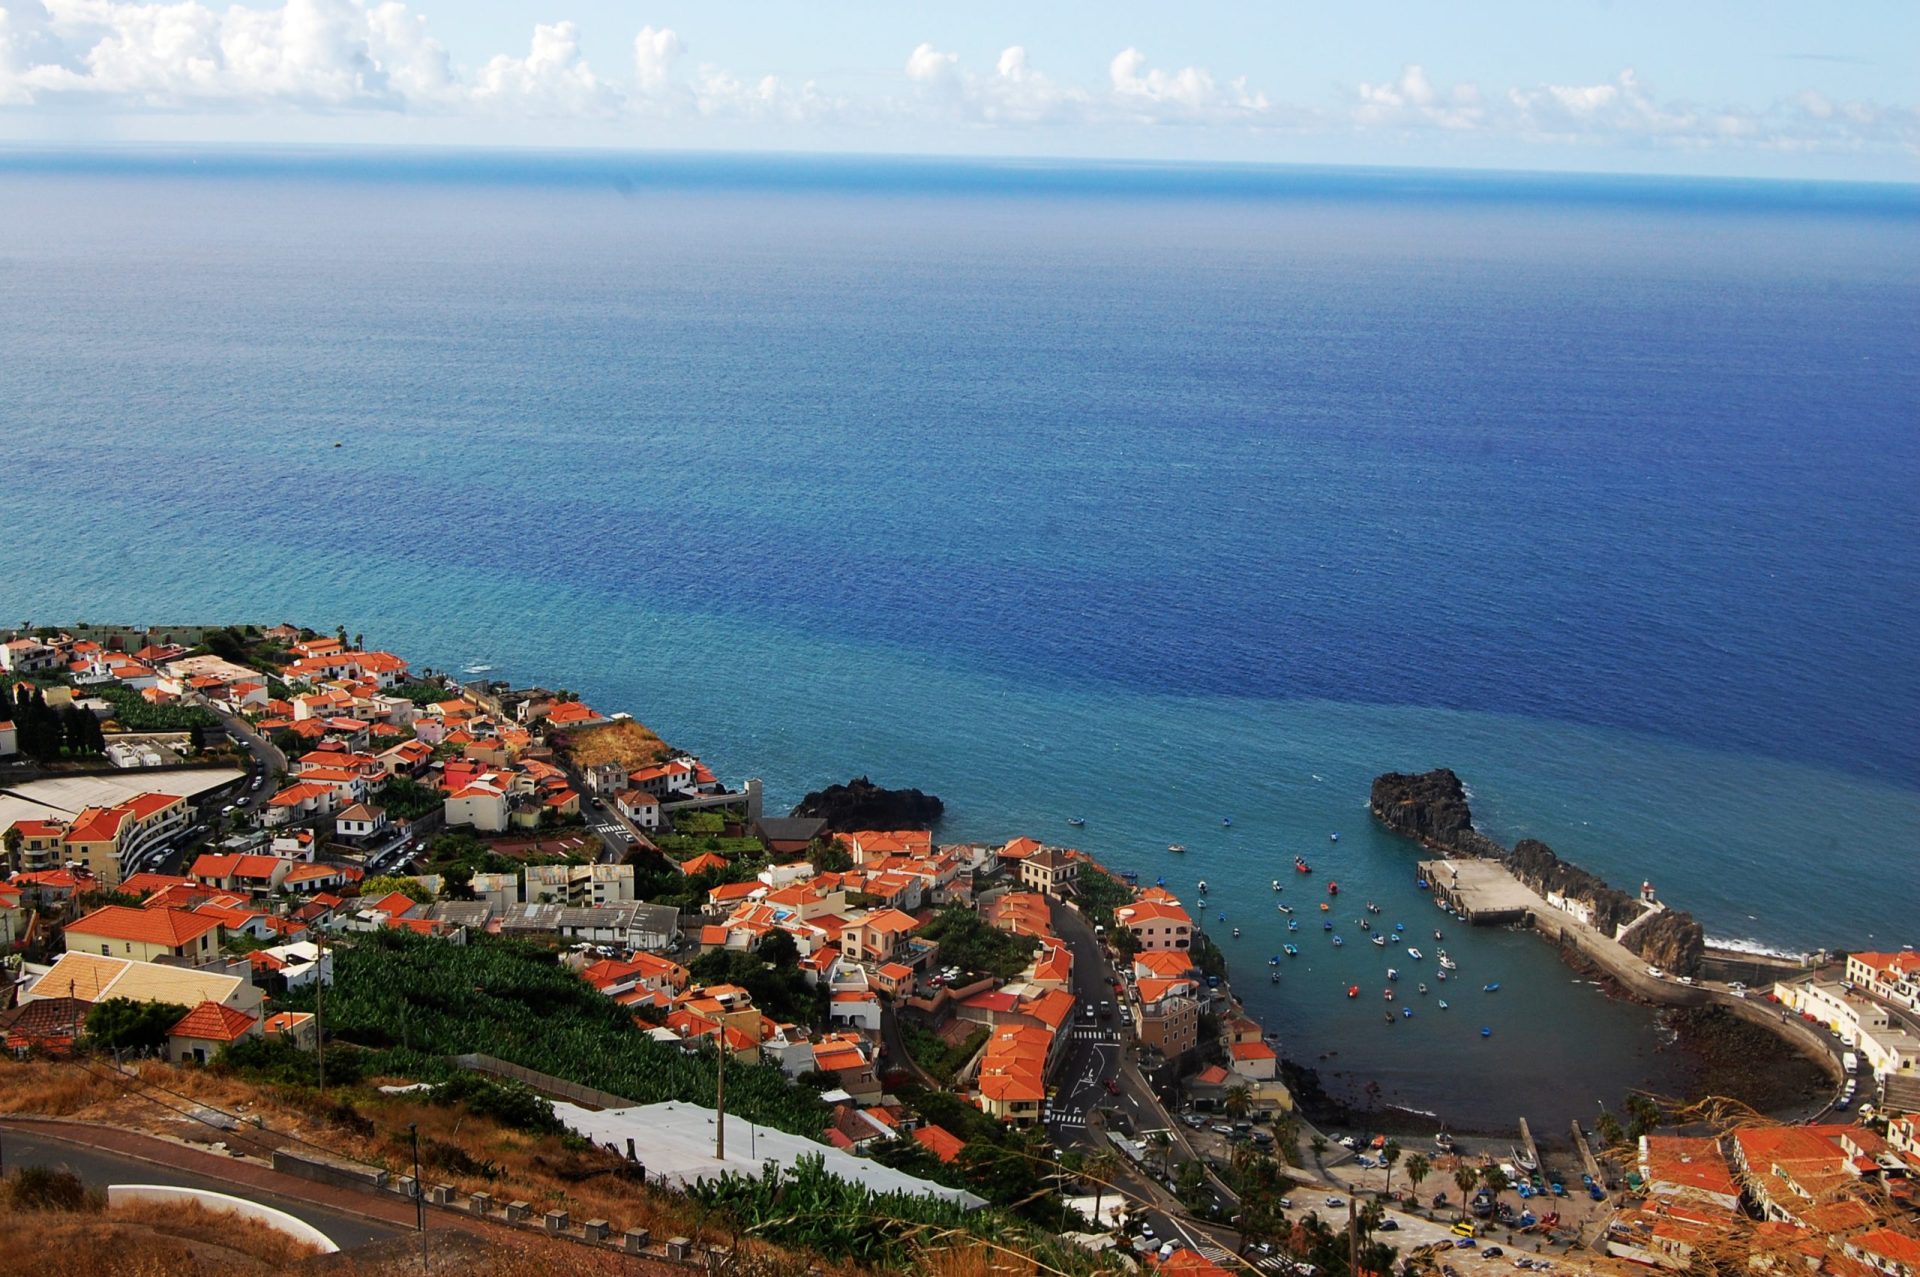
[314,932,326,1097]
[1347,1194,1360,1277]
[410,1123,427,1272]
[713,1027,726,1161]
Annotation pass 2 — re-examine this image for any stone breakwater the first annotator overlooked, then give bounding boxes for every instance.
[1370,767,1706,976]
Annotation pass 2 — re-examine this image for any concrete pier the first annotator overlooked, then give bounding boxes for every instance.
[1518,1117,1542,1178]
[1422,859,1534,925]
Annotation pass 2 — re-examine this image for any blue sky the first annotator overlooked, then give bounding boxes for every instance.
[2,1,1914,180]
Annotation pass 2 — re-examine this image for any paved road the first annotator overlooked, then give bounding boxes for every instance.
[0,1124,405,1251]
[197,697,281,817]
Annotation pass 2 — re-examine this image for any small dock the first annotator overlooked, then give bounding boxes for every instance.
[1422,859,1535,926]
[1570,1120,1609,1191]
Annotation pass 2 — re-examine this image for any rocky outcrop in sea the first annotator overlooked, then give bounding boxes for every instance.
[791,776,944,833]
[1370,767,1705,976]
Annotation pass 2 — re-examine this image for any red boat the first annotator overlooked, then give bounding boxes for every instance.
[1346,985,1360,999]
[1327,880,1339,895]
[1294,857,1312,873]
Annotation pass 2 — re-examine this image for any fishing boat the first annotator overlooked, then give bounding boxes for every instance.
[1437,999,1449,1010]
[1383,988,1395,1001]
[1285,944,1299,957]
[1332,936,1344,947]
[1327,881,1339,896]
[1402,1007,1413,1019]
[1168,844,1186,854]
[1269,956,1280,966]
[1513,1147,1539,1173]
[1231,927,1241,938]
[1483,982,1501,993]
[1416,877,1430,889]
[1394,923,1405,932]
[1287,920,1299,932]
[1222,817,1233,827]
[1384,1012,1394,1024]
[1271,971,1280,983]
[1407,947,1424,960]
[1277,904,1293,914]
[1371,935,1387,947]
[1435,1132,1456,1151]
[1386,967,1400,981]
[1121,870,1138,884]
[1319,902,1330,912]
[1346,984,1359,998]
[1323,920,1333,931]
[1481,1026,1492,1037]
[1436,968,1448,982]
[1358,919,1371,931]
[1272,880,1281,891]
[1366,902,1381,914]
[1417,982,1428,994]
[1434,929,1444,941]
[1330,832,1340,842]
[1438,954,1458,971]
[1198,880,1208,893]
[1067,816,1086,827]
[1294,857,1312,873]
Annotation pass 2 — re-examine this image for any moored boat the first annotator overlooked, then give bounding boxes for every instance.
[1067,816,1086,827]
[1372,935,1387,947]
[1168,844,1186,854]
[1483,982,1501,992]
[1346,984,1359,998]
[1332,936,1344,947]
[1438,999,1449,1010]
[1407,947,1423,960]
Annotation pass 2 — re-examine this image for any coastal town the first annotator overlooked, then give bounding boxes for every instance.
[0,621,1916,1277]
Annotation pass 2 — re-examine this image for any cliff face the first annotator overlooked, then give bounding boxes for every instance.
[790,776,944,833]
[1370,770,1706,977]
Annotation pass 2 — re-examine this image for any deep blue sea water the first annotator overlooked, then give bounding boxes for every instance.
[3,150,1916,1127]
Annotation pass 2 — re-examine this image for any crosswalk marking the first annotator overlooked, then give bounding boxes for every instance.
[1048,1111,1088,1128]
[1069,1027,1120,1043]
[592,823,625,836]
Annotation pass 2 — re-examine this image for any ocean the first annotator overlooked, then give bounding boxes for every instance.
[3,149,1916,1129]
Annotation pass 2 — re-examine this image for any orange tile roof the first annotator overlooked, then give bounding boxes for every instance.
[68,905,221,947]
[168,1000,257,1043]
[1230,1040,1277,1061]
[856,908,921,935]
[912,1123,967,1164]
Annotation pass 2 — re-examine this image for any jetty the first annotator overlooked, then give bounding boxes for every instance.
[1422,858,1534,925]
[1569,1120,1609,1192]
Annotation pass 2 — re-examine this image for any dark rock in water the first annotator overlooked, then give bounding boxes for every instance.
[1631,909,1706,977]
[1369,768,1502,856]
[791,776,944,833]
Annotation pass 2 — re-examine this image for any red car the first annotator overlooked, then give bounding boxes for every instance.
[1106,1078,1121,1095]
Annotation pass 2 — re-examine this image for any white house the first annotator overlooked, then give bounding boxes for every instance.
[615,788,662,830]
[444,780,509,833]
[335,803,389,842]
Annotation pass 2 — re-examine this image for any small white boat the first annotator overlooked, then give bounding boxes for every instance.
[1407,947,1424,960]
[1277,904,1293,914]
[1418,982,1429,994]
[1371,935,1387,947]
[1437,999,1450,1010]
[462,663,493,674]
[1386,967,1400,981]
[1436,969,1448,982]
[1272,880,1281,891]
[1168,843,1186,854]
[1067,816,1086,827]
[1232,927,1241,938]
[1198,880,1208,892]
[1330,832,1340,842]
[1438,954,1458,971]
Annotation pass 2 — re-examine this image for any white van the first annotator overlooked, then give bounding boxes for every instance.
[1842,1051,1860,1074]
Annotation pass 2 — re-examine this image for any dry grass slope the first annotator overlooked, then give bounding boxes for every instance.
[563,719,672,770]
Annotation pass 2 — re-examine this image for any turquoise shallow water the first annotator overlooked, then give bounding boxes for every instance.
[3,152,1916,1126]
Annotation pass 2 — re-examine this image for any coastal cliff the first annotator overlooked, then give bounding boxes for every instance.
[1371,768,1705,976]
[791,776,944,833]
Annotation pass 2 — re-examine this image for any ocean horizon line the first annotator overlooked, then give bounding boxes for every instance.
[3,141,1917,208]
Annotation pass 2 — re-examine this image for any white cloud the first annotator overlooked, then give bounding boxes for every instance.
[1355,64,1484,130]
[904,40,955,86]
[632,23,679,94]
[1108,46,1269,120]
[472,21,612,116]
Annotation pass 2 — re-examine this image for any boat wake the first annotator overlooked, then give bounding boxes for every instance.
[1706,935,1812,962]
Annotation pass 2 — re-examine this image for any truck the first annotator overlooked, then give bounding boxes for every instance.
[1843,1051,1860,1074]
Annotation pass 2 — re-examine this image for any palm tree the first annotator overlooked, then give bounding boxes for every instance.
[1453,1166,1478,1220]
[1406,1152,1431,1209]
[1084,1147,1121,1231]
[1224,1083,1254,1120]
[1381,1140,1402,1197]
[2,825,22,870]
[1482,1163,1510,1200]
[1147,1129,1174,1181]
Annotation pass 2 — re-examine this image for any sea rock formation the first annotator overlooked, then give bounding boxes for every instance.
[791,776,944,833]
[1371,768,1704,976]
[1369,769,1504,857]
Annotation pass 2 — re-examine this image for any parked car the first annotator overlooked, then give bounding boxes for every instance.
[1276,1197,1294,1210]
[1450,1223,1476,1239]
[1453,1238,1475,1249]
[1181,1114,1205,1129]
[1378,1219,1399,1232]
[1325,1197,1344,1208]
[1481,1247,1504,1259]
[1213,1124,1235,1136]
[1106,1078,1121,1095]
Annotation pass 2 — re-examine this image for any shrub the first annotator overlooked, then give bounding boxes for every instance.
[8,1166,98,1211]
